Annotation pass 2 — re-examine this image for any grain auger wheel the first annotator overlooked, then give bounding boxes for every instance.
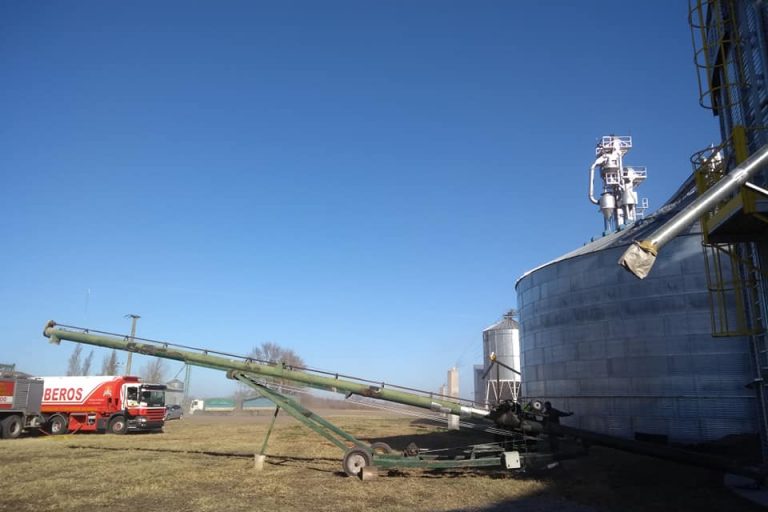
[369,442,393,455]
[342,448,375,479]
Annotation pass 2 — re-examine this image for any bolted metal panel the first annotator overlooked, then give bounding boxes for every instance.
[606,416,633,438]
[516,188,757,444]
[670,419,704,442]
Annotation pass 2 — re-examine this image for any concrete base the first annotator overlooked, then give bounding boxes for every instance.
[447,414,460,430]
[254,454,266,471]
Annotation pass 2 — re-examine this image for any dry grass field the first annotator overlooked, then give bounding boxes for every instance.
[0,412,762,512]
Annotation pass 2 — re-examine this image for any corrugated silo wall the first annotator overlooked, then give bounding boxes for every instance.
[516,232,757,443]
[483,327,521,384]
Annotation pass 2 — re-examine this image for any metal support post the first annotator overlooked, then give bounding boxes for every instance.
[124,314,140,375]
[260,406,280,456]
[232,372,369,453]
[254,406,280,471]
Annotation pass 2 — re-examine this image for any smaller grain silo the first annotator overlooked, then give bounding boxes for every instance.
[481,311,521,404]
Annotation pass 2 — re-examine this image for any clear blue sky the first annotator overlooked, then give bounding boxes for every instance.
[1,1,719,398]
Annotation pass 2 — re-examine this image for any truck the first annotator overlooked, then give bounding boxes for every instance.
[188,398,235,415]
[40,375,167,434]
[0,376,45,439]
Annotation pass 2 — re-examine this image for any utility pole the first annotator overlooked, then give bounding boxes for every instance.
[183,364,192,407]
[124,314,140,375]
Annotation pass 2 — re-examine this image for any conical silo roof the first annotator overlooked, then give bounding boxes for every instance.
[483,314,519,332]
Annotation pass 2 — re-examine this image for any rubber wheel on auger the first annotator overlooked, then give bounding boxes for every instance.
[109,416,128,435]
[47,415,67,435]
[1,415,23,439]
[369,442,393,455]
[342,448,372,478]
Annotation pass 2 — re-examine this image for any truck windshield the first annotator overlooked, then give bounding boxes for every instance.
[139,389,165,407]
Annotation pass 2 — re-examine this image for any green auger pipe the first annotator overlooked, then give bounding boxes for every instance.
[43,321,490,421]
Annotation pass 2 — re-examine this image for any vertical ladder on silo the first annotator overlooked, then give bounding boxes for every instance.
[701,242,762,337]
[702,240,768,460]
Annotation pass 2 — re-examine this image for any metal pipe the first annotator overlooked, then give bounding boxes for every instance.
[43,322,490,421]
[588,157,603,205]
[619,143,768,279]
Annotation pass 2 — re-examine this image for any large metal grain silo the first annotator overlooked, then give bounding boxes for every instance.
[515,182,757,443]
[481,312,521,404]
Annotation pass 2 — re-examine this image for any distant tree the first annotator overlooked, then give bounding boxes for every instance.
[81,350,94,376]
[66,346,95,376]
[252,342,305,368]
[66,345,83,376]
[101,350,119,375]
[239,341,306,395]
[141,358,166,383]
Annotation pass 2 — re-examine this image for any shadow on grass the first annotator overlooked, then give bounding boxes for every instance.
[363,417,501,452]
[444,494,599,512]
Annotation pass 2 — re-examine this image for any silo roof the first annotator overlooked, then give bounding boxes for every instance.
[483,316,519,331]
[515,173,699,289]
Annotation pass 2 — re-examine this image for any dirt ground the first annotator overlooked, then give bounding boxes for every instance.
[0,412,762,512]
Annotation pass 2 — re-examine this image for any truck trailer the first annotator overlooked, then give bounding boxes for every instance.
[0,376,45,439]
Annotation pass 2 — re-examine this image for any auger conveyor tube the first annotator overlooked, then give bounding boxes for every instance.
[43,322,489,421]
[619,143,768,279]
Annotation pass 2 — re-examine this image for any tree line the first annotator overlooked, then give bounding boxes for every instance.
[66,345,166,383]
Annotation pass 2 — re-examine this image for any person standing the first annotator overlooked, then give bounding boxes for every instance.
[543,401,573,424]
[543,401,573,451]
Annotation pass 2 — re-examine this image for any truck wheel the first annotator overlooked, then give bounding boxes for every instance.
[47,415,67,435]
[1,415,23,439]
[109,416,128,435]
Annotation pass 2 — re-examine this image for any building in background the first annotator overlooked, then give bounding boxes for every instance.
[165,378,184,407]
[473,364,486,406]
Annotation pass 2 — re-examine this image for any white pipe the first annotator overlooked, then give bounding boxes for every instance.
[460,405,491,418]
[589,157,604,205]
